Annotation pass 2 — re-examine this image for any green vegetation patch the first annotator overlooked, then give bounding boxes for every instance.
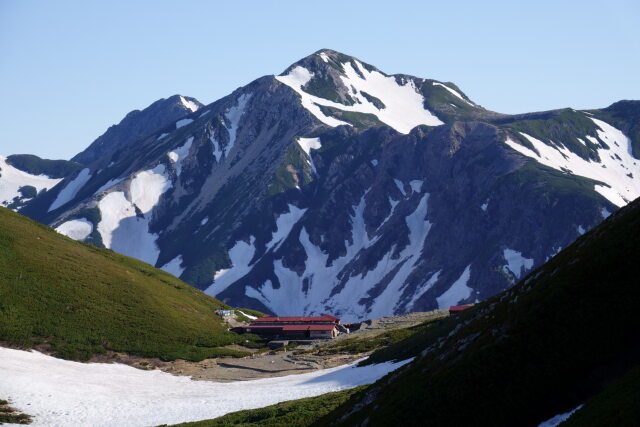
[303,76,353,105]
[323,194,640,425]
[268,143,313,195]
[0,399,31,424]
[0,207,260,361]
[169,386,364,427]
[301,320,443,359]
[359,91,385,109]
[502,109,602,161]
[317,106,386,130]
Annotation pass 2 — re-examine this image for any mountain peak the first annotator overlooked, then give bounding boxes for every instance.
[71,95,203,165]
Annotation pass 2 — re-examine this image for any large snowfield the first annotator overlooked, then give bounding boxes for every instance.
[0,347,408,427]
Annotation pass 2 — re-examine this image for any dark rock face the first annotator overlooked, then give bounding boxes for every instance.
[71,95,203,165]
[20,50,640,321]
[6,154,82,178]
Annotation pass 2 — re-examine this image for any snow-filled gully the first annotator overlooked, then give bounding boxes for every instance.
[0,347,409,427]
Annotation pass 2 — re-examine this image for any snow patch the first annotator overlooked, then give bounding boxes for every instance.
[0,156,63,208]
[0,347,409,427]
[538,404,583,427]
[246,193,433,322]
[167,137,193,176]
[577,225,586,235]
[55,218,93,241]
[210,136,222,162]
[48,168,92,212]
[601,207,611,218]
[97,192,160,265]
[504,118,640,207]
[432,82,474,106]
[394,179,406,196]
[237,310,257,320]
[503,248,534,279]
[436,265,472,309]
[129,164,171,213]
[223,94,251,158]
[160,255,185,278]
[407,271,441,311]
[176,118,193,129]
[266,204,308,252]
[480,202,488,211]
[96,165,170,266]
[94,177,124,195]
[206,237,256,296]
[179,96,200,113]
[276,63,443,133]
[409,180,423,193]
[297,137,322,174]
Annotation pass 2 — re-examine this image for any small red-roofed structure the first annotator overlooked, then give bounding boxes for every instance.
[449,304,474,315]
[237,314,341,339]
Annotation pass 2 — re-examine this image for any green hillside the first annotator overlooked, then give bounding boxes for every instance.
[0,207,257,361]
[319,196,640,426]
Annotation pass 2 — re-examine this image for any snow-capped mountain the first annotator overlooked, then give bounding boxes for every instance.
[20,49,640,321]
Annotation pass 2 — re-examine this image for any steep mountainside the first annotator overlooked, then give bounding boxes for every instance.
[20,49,640,321]
[319,193,640,426]
[0,207,254,361]
[71,94,203,165]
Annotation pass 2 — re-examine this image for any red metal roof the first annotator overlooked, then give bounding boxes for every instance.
[281,324,336,331]
[449,305,473,312]
[242,324,336,332]
[251,314,340,323]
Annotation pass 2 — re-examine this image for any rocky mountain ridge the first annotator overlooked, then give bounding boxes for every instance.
[15,49,640,321]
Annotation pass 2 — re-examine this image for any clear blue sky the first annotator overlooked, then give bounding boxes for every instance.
[1,0,639,159]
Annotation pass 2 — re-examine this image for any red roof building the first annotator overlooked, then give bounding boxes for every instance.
[449,304,474,315]
[238,314,341,339]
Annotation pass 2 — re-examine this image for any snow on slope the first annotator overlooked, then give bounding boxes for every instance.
[55,218,93,241]
[538,404,583,427]
[504,117,640,207]
[96,165,170,265]
[244,193,434,322]
[432,82,474,106]
[93,177,124,196]
[207,204,307,295]
[0,156,63,208]
[297,137,322,174]
[208,237,256,295]
[160,255,185,277]
[275,60,443,133]
[179,96,200,113]
[176,118,193,129]
[503,248,533,279]
[223,93,251,157]
[436,265,472,309]
[48,168,91,212]
[167,137,193,176]
[0,347,409,427]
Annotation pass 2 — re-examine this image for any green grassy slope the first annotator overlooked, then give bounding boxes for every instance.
[320,196,640,426]
[0,207,258,361]
[562,365,640,427]
[170,387,363,427]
